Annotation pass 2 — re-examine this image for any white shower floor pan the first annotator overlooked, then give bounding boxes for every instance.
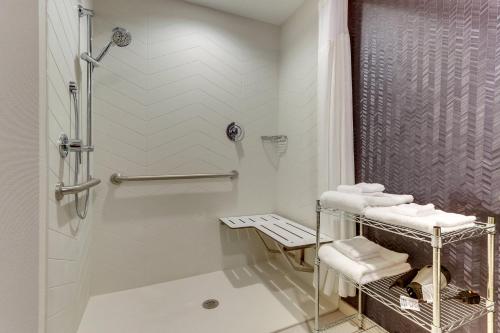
[77,261,362,333]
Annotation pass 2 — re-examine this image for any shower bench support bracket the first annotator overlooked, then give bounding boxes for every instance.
[255,230,313,273]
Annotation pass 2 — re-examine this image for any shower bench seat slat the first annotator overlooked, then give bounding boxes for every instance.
[219,214,333,250]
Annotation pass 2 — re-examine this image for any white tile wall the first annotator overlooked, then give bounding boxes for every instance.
[0,0,40,331]
[90,0,281,295]
[276,0,319,227]
[46,0,94,332]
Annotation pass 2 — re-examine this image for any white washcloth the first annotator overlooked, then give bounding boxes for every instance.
[392,203,435,217]
[365,207,476,234]
[320,191,414,214]
[318,244,411,285]
[337,182,385,194]
[333,236,380,261]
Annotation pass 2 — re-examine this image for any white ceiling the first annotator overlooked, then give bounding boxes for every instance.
[184,0,305,25]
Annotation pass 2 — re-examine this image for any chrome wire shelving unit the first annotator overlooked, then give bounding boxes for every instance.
[313,204,496,333]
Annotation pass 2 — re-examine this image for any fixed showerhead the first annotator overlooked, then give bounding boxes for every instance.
[111,27,132,47]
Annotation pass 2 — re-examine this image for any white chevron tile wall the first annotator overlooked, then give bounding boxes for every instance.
[276,0,318,227]
[90,0,281,295]
[46,0,95,333]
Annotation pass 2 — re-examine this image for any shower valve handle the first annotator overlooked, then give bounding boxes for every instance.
[67,140,94,153]
[58,133,94,159]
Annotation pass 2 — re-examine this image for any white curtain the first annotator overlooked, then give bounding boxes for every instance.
[317,0,356,298]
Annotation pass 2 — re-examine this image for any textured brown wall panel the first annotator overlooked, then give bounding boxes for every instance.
[349,1,500,332]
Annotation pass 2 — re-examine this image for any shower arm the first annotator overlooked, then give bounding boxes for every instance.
[94,41,113,63]
[80,42,112,68]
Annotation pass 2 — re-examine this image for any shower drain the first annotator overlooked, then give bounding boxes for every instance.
[202,299,219,309]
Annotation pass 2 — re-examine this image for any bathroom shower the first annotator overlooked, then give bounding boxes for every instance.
[55,6,132,218]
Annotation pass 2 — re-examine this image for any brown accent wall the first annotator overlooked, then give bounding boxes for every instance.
[349,1,500,332]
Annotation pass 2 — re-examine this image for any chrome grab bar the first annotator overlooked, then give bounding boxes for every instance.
[55,178,101,201]
[110,170,238,185]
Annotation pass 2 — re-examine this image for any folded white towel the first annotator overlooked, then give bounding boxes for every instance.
[360,263,412,285]
[315,262,412,296]
[337,183,385,194]
[365,207,476,234]
[392,203,435,217]
[320,191,367,213]
[358,182,386,193]
[318,245,411,284]
[363,193,415,207]
[320,191,414,214]
[333,236,380,261]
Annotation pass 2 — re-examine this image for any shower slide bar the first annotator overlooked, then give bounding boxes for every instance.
[55,178,101,201]
[110,170,238,185]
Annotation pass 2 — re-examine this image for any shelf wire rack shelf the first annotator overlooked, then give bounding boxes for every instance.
[340,273,493,333]
[320,209,495,246]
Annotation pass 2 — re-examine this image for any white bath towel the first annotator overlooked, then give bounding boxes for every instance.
[365,207,477,234]
[392,203,435,217]
[333,236,380,261]
[320,191,414,214]
[318,244,411,285]
[337,182,385,194]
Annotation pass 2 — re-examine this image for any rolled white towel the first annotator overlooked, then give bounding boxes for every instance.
[392,203,435,217]
[319,245,411,284]
[337,183,385,194]
[333,236,380,261]
[365,207,476,234]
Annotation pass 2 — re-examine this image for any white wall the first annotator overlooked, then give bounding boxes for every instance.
[0,0,40,332]
[90,0,281,295]
[46,0,95,332]
[276,0,318,227]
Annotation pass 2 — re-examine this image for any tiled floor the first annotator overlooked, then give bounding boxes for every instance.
[78,261,364,333]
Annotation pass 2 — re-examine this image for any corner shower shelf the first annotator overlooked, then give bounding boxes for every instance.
[314,207,496,333]
[219,214,333,250]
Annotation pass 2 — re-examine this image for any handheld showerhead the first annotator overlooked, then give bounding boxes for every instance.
[85,27,132,65]
[111,27,132,47]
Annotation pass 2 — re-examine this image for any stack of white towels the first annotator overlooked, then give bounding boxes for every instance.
[320,183,476,233]
[320,183,414,214]
[319,236,411,285]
